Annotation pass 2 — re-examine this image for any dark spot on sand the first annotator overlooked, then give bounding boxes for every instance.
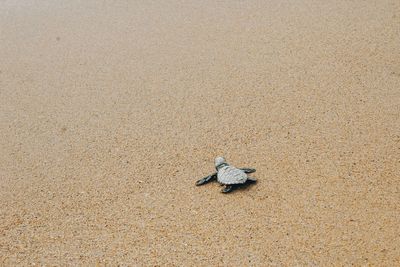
[56,36,61,41]
[61,127,67,133]
[391,71,400,77]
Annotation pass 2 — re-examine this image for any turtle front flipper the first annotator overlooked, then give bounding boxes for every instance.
[195,173,217,186]
[240,168,256,174]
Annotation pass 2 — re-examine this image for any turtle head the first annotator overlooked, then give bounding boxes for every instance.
[215,156,228,171]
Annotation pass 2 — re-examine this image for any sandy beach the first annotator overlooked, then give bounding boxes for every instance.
[1,0,399,265]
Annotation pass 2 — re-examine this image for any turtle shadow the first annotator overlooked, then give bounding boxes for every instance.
[228,179,257,194]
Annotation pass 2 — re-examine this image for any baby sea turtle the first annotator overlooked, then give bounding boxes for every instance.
[195,156,257,193]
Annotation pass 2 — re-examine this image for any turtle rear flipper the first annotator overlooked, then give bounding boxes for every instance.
[221,184,237,193]
[246,177,257,183]
[241,168,256,174]
[196,173,217,186]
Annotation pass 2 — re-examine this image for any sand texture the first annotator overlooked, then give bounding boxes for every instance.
[1,0,400,265]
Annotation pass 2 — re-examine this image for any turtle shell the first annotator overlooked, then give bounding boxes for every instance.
[217,166,248,185]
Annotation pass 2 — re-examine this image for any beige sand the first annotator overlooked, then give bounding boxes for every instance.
[1,0,399,265]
